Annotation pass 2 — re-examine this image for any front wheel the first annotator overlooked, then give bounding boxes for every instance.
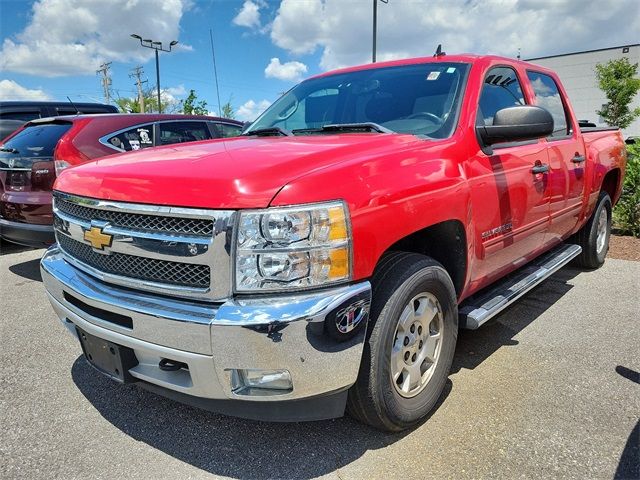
[347,252,458,431]
[572,192,612,269]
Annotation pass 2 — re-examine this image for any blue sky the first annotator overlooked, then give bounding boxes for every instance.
[1,0,639,120]
[0,0,318,119]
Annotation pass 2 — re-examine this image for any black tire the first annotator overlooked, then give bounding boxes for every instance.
[572,192,612,269]
[347,252,458,431]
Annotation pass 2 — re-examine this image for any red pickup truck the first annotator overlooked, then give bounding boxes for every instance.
[41,54,626,431]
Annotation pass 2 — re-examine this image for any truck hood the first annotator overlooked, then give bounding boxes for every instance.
[54,134,421,209]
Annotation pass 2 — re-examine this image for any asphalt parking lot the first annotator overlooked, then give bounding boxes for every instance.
[1,240,639,480]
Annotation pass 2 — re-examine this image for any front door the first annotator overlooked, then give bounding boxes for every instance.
[466,66,551,290]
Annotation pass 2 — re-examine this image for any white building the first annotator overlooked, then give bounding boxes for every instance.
[527,44,640,138]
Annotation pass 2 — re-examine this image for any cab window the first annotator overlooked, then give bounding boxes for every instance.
[478,67,525,126]
[158,121,211,145]
[106,123,154,151]
[213,122,242,138]
[526,71,570,137]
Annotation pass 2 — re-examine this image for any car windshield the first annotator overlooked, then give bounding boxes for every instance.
[246,62,470,139]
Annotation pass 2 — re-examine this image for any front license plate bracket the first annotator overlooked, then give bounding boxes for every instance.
[76,327,138,383]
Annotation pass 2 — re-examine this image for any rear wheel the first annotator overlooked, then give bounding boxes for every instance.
[347,252,458,431]
[572,192,612,269]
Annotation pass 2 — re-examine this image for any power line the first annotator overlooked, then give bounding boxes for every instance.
[96,62,112,104]
[129,66,148,113]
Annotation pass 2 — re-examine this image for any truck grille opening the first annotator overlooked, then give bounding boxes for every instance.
[57,234,211,289]
[55,197,214,236]
[63,291,133,329]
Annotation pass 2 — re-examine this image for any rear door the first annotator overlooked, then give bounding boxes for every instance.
[467,66,551,284]
[526,70,586,241]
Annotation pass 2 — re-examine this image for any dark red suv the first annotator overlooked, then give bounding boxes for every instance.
[0,114,243,247]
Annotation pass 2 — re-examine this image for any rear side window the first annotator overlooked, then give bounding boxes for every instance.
[105,123,154,151]
[1,123,72,165]
[478,67,525,126]
[158,121,211,145]
[526,71,570,137]
[0,111,41,122]
[213,122,242,138]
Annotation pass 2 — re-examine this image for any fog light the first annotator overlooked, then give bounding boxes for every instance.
[231,369,293,395]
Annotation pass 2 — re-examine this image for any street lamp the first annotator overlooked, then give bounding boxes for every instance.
[130,34,178,113]
[372,0,389,63]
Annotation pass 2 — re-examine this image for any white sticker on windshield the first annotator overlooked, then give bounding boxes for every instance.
[427,71,440,81]
[446,67,456,73]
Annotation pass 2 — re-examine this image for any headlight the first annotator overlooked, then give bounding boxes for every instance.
[235,201,351,292]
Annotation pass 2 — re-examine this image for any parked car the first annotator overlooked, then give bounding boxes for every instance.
[0,114,243,247]
[41,54,626,431]
[0,101,118,140]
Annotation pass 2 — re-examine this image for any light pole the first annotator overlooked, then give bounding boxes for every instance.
[131,34,178,113]
[372,0,388,63]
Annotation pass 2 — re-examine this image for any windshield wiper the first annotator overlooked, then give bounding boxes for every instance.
[292,122,394,135]
[0,147,19,154]
[242,127,293,137]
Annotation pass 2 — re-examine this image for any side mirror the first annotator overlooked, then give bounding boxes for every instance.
[477,105,554,146]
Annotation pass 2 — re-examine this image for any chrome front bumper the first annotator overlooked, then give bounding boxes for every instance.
[41,247,371,418]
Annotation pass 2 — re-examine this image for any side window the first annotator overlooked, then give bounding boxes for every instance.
[0,111,41,122]
[158,121,211,145]
[106,123,154,151]
[478,67,525,126]
[214,123,243,138]
[526,71,570,137]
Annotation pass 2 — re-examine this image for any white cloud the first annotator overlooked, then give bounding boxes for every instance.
[270,0,640,71]
[233,1,262,29]
[264,57,308,82]
[0,80,51,100]
[236,99,272,122]
[0,0,191,77]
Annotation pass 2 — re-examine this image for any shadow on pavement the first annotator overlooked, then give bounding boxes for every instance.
[8,257,42,282]
[452,267,579,373]
[69,266,580,478]
[71,356,451,479]
[0,239,38,256]
[614,366,640,479]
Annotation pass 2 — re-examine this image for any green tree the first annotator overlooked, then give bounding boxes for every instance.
[595,58,640,129]
[115,86,178,114]
[181,89,208,115]
[220,96,236,119]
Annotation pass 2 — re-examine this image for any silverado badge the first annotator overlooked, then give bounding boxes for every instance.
[83,226,113,251]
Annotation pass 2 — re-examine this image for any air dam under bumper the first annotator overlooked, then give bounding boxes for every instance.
[41,247,371,422]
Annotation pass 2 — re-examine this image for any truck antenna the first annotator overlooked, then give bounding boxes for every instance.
[434,44,446,57]
[66,96,80,115]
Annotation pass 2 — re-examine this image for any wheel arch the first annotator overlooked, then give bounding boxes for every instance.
[379,219,468,297]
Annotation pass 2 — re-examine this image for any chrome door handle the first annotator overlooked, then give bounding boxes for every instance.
[571,155,586,163]
[531,163,550,174]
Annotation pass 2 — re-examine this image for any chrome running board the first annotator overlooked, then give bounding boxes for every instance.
[459,244,582,329]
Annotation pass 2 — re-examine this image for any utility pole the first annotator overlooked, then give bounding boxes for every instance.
[372,0,389,63]
[96,62,112,104]
[129,66,147,113]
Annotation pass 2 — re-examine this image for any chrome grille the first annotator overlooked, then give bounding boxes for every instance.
[56,197,214,236]
[52,192,235,301]
[57,234,210,288]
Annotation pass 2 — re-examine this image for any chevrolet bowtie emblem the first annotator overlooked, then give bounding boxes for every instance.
[83,226,113,250]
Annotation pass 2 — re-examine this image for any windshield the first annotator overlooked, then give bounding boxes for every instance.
[247,62,469,138]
